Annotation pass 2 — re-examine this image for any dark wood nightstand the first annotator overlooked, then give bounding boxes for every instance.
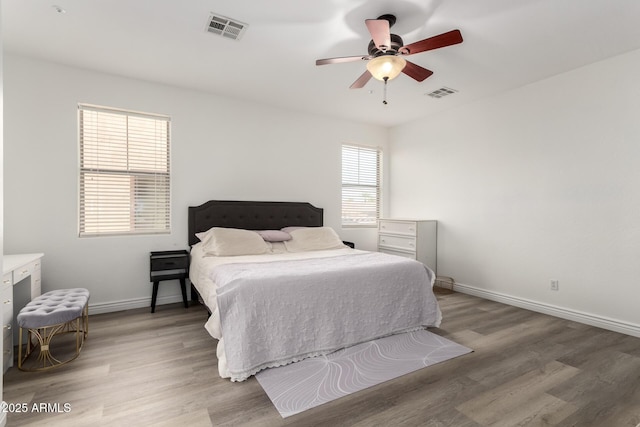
[149,250,189,313]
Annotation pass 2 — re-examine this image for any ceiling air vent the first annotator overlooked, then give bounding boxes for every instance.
[426,87,458,99]
[206,13,248,41]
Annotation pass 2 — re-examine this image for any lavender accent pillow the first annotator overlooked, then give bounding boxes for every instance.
[257,230,292,242]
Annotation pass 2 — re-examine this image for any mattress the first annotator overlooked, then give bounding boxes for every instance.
[189,243,441,381]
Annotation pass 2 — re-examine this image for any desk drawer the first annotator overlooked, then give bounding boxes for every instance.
[3,333,12,373]
[379,234,416,252]
[1,286,12,327]
[2,321,11,340]
[3,273,12,287]
[31,270,42,299]
[13,261,37,284]
[32,258,42,273]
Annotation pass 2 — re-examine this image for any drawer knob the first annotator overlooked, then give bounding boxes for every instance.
[20,269,28,274]
[3,280,10,285]
[3,299,11,304]
[3,324,11,330]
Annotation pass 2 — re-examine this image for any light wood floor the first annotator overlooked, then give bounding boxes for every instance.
[4,290,640,426]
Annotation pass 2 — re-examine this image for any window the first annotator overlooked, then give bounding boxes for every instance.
[78,104,171,237]
[341,144,381,227]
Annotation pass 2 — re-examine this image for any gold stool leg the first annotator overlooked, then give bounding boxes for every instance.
[35,325,65,369]
[18,327,37,369]
[83,304,89,338]
[18,326,23,370]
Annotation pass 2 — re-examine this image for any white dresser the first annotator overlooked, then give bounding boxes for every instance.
[378,219,437,274]
[2,253,43,373]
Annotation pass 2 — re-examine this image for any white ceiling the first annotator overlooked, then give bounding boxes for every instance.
[3,0,640,127]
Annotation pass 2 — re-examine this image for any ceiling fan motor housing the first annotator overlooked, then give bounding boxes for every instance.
[377,14,397,27]
[368,33,404,56]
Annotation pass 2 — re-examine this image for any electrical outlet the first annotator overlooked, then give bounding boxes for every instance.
[550,280,559,291]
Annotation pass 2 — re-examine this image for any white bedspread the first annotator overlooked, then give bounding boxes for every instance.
[189,245,441,382]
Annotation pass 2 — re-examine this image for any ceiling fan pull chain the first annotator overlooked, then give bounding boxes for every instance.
[383,76,389,105]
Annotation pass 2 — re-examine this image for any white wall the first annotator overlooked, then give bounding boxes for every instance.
[0,4,6,422]
[3,54,387,312]
[389,48,640,335]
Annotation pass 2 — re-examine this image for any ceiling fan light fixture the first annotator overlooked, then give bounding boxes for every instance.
[366,55,406,81]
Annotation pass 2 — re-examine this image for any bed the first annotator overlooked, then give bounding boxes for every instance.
[188,200,442,382]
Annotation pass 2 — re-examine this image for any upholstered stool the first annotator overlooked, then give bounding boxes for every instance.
[17,288,90,371]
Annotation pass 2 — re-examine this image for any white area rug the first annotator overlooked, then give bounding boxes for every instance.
[256,329,472,418]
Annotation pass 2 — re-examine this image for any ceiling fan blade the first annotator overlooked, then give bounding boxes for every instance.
[365,19,391,51]
[401,29,463,56]
[401,60,434,82]
[349,70,372,89]
[316,55,371,66]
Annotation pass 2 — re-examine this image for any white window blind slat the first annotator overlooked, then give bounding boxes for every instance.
[79,104,171,237]
[341,144,381,227]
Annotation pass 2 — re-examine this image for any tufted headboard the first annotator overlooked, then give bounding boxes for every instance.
[188,200,324,246]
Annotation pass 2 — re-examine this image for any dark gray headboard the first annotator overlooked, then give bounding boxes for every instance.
[188,200,324,246]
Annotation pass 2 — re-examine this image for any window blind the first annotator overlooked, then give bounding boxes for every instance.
[79,104,171,236]
[341,144,381,227]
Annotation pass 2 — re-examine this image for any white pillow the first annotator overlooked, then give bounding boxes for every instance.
[283,227,346,252]
[268,241,287,254]
[198,227,269,256]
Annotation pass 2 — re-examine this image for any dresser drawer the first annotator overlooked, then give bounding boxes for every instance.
[379,248,417,260]
[379,220,418,236]
[379,234,416,252]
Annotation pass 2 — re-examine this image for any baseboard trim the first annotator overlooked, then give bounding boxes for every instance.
[454,282,640,338]
[86,285,640,338]
[88,295,186,315]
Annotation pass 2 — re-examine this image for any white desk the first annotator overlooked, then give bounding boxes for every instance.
[2,253,43,372]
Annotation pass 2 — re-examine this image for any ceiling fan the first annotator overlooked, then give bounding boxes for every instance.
[316,14,463,100]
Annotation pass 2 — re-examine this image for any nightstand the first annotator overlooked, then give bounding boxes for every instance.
[149,250,189,313]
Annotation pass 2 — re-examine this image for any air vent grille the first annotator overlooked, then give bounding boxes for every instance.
[206,13,248,40]
[426,87,458,98]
